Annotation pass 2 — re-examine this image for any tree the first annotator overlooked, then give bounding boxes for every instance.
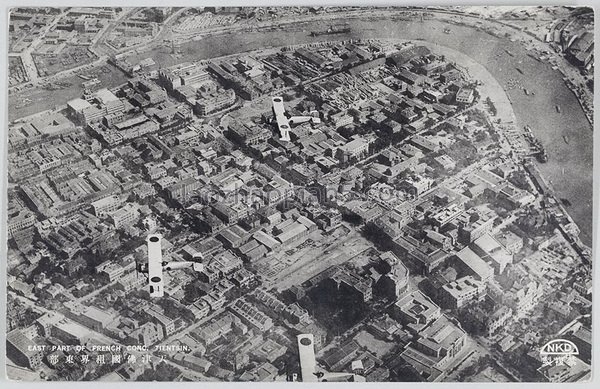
[136,362,181,381]
[183,282,205,303]
[145,8,166,23]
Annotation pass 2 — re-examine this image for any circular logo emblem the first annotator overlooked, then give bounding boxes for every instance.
[540,339,579,367]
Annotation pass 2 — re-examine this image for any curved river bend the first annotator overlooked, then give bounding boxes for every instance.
[10,16,593,245]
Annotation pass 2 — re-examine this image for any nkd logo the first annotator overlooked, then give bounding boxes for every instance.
[540,339,579,367]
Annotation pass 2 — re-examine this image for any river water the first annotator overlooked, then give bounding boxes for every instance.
[9,16,593,245]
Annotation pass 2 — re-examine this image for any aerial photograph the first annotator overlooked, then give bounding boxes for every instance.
[5,5,594,383]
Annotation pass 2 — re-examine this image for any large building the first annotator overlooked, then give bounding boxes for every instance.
[331,268,373,302]
[197,313,239,345]
[159,63,211,91]
[109,203,140,229]
[456,88,474,104]
[472,234,513,274]
[62,302,118,333]
[566,31,594,67]
[486,306,513,337]
[67,98,104,126]
[336,137,370,163]
[295,48,328,68]
[228,120,270,146]
[6,329,43,369]
[454,247,494,283]
[456,211,495,244]
[66,88,125,126]
[95,88,125,116]
[195,89,236,116]
[130,322,164,346]
[376,252,410,299]
[147,306,176,337]
[438,276,486,309]
[392,290,441,333]
[166,178,202,202]
[504,279,544,318]
[230,298,273,332]
[7,210,36,238]
[91,195,122,217]
[400,315,467,379]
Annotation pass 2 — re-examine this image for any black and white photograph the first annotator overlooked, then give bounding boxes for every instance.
[3,3,596,384]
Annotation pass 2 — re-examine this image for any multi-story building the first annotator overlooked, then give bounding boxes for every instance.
[402,315,467,372]
[399,176,434,199]
[230,298,273,332]
[116,272,146,292]
[192,300,211,320]
[7,210,36,238]
[335,136,370,163]
[283,303,310,325]
[96,261,125,282]
[6,329,43,369]
[456,210,495,244]
[472,234,513,275]
[51,318,95,345]
[456,88,475,104]
[91,195,122,217]
[109,203,140,229]
[430,203,464,228]
[438,276,486,309]
[62,302,117,333]
[202,291,227,311]
[287,164,319,186]
[494,230,524,255]
[228,120,270,146]
[440,69,461,83]
[67,88,125,126]
[454,247,494,283]
[147,307,176,337]
[130,322,164,346]
[73,15,89,32]
[505,279,544,318]
[392,290,441,332]
[159,63,211,91]
[198,313,239,344]
[166,177,201,202]
[331,111,354,128]
[212,202,249,225]
[35,313,63,338]
[195,89,236,116]
[95,88,125,116]
[376,253,410,299]
[486,306,513,337]
[67,98,104,126]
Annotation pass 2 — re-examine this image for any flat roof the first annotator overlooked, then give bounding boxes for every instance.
[95,88,120,103]
[456,247,493,279]
[91,195,118,207]
[7,329,38,357]
[83,306,115,325]
[67,98,92,111]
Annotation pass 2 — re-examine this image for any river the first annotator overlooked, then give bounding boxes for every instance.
[8,15,593,245]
